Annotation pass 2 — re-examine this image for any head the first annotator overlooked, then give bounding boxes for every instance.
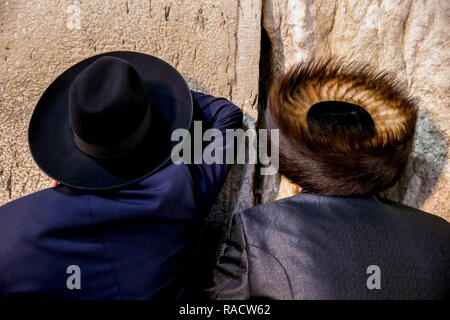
[266,57,418,196]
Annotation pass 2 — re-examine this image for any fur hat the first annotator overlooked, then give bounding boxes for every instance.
[266,57,418,196]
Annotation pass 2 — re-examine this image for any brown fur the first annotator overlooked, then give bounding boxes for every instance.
[266,57,418,196]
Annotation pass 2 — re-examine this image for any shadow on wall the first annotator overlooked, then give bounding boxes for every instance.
[260,0,285,93]
[383,111,448,209]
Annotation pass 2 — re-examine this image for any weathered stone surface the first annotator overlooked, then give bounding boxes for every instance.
[262,0,450,221]
[0,0,261,211]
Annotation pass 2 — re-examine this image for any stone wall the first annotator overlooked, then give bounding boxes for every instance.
[1,0,449,222]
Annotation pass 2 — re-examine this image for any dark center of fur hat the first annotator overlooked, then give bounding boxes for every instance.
[306,100,375,137]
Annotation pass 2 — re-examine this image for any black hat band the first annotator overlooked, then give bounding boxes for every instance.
[72,104,152,159]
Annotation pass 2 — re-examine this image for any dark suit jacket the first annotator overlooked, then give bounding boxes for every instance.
[209,193,450,299]
[0,91,242,300]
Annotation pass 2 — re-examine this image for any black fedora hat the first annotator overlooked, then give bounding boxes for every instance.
[28,51,193,190]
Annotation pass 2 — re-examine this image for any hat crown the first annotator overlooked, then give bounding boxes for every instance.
[69,56,150,146]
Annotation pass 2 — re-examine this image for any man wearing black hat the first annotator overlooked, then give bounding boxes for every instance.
[0,52,243,299]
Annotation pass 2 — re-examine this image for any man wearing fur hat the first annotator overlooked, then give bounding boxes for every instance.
[209,58,450,300]
[0,52,243,299]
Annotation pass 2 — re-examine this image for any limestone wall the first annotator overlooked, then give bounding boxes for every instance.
[1,0,449,222]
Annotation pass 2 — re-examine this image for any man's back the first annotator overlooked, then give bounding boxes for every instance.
[210,193,450,299]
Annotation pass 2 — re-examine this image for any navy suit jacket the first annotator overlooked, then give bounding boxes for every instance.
[0,91,243,300]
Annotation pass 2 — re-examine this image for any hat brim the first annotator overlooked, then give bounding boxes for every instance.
[28,51,193,190]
